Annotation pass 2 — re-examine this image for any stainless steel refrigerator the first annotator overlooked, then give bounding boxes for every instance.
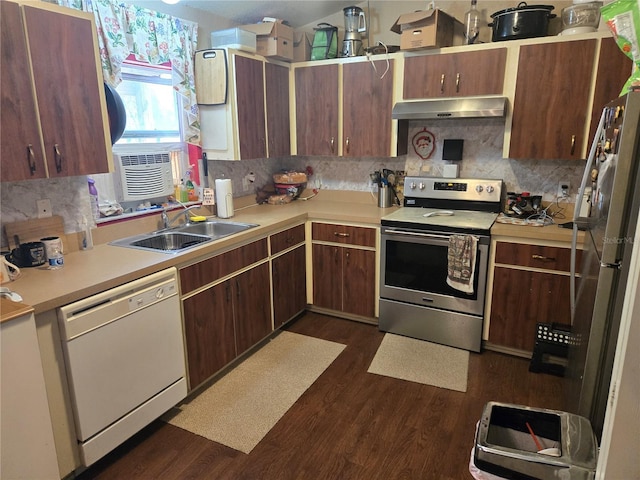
[567,92,640,439]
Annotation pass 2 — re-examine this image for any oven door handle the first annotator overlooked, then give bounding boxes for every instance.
[383,230,480,241]
[383,230,452,241]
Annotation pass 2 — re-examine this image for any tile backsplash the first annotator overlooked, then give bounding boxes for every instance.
[1,120,585,248]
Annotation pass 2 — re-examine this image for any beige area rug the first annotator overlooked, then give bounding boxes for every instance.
[367,333,469,392]
[163,331,345,454]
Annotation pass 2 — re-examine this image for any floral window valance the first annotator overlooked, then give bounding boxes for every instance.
[57,0,200,144]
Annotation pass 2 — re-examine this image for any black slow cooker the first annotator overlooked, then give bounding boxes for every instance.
[489,2,556,42]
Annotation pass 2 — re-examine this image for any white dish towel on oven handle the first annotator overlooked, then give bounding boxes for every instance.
[446,234,478,294]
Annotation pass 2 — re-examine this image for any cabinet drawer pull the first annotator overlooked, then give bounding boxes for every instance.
[54,144,62,173]
[570,135,576,155]
[440,74,445,93]
[456,73,460,93]
[532,254,555,261]
[27,144,36,175]
[334,232,350,238]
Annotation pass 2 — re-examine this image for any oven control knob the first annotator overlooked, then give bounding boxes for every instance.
[419,182,425,190]
[475,185,484,193]
[486,185,495,194]
[409,181,417,190]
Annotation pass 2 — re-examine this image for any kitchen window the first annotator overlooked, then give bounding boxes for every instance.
[115,61,183,144]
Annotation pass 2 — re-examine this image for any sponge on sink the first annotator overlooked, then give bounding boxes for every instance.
[190,215,207,222]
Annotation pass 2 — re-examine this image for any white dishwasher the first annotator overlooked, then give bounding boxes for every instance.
[58,267,187,467]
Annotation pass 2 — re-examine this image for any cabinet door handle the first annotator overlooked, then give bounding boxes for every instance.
[27,144,36,175]
[570,135,576,155]
[345,136,350,154]
[456,73,460,93]
[532,254,555,261]
[440,74,445,94]
[53,144,62,173]
[334,232,350,238]
[330,136,335,153]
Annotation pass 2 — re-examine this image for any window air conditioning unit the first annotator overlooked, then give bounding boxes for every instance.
[114,152,175,202]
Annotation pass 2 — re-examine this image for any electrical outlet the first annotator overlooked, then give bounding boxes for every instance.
[37,199,52,218]
[557,180,570,199]
[242,172,256,192]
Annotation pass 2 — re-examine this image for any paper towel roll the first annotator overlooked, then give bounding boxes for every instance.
[215,179,234,218]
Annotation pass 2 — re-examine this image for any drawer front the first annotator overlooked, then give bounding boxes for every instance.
[495,242,580,272]
[180,238,268,294]
[270,224,305,255]
[312,223,376,247]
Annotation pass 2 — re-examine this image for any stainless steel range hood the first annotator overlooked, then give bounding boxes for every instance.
[392,96,507,120]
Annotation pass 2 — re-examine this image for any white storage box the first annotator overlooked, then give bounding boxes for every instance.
[211,28,256,53]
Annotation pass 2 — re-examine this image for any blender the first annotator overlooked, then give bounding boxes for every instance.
[341,6,366,57]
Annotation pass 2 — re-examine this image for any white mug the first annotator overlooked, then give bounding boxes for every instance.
[0,256,21,283]
[41,236,64,269]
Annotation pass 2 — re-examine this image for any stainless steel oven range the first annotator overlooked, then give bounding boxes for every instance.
[379,177,504,352]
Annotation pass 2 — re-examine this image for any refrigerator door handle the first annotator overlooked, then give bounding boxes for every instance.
[575,109,607,222]
[600,261,621,269]
[570,108,607,319]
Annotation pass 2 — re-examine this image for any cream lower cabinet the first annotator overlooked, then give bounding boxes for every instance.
[2,308,59,479]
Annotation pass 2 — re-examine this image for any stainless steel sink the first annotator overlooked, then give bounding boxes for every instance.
[130,232,211,251]
[175,220,258,237]
[110,232,213,253]
[109,220,258,253]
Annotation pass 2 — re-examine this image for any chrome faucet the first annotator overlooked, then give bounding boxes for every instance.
[162,205,202,229]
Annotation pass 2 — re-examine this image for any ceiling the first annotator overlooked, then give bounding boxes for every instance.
[178,1,358,28]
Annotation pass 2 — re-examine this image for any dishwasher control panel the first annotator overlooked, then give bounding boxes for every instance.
[58,267,179,341]
[128,280,177,312]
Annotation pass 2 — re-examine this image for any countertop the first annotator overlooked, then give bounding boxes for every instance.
[492,221,586,243]
[3,191,582,315]
[0,298,34,324]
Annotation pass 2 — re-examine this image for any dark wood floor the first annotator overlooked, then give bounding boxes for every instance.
[76,312,565,480]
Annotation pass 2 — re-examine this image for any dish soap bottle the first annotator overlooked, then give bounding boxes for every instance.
[179,179,189,203]
[185,165,198,202]
[464,0,480,45]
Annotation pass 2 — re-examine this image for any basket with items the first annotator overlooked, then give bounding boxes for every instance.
[256,169,318,205]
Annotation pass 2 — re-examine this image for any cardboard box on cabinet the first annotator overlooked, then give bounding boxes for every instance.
[293,32,312,62]
[241,20,294,61]
[391,9,463,50]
